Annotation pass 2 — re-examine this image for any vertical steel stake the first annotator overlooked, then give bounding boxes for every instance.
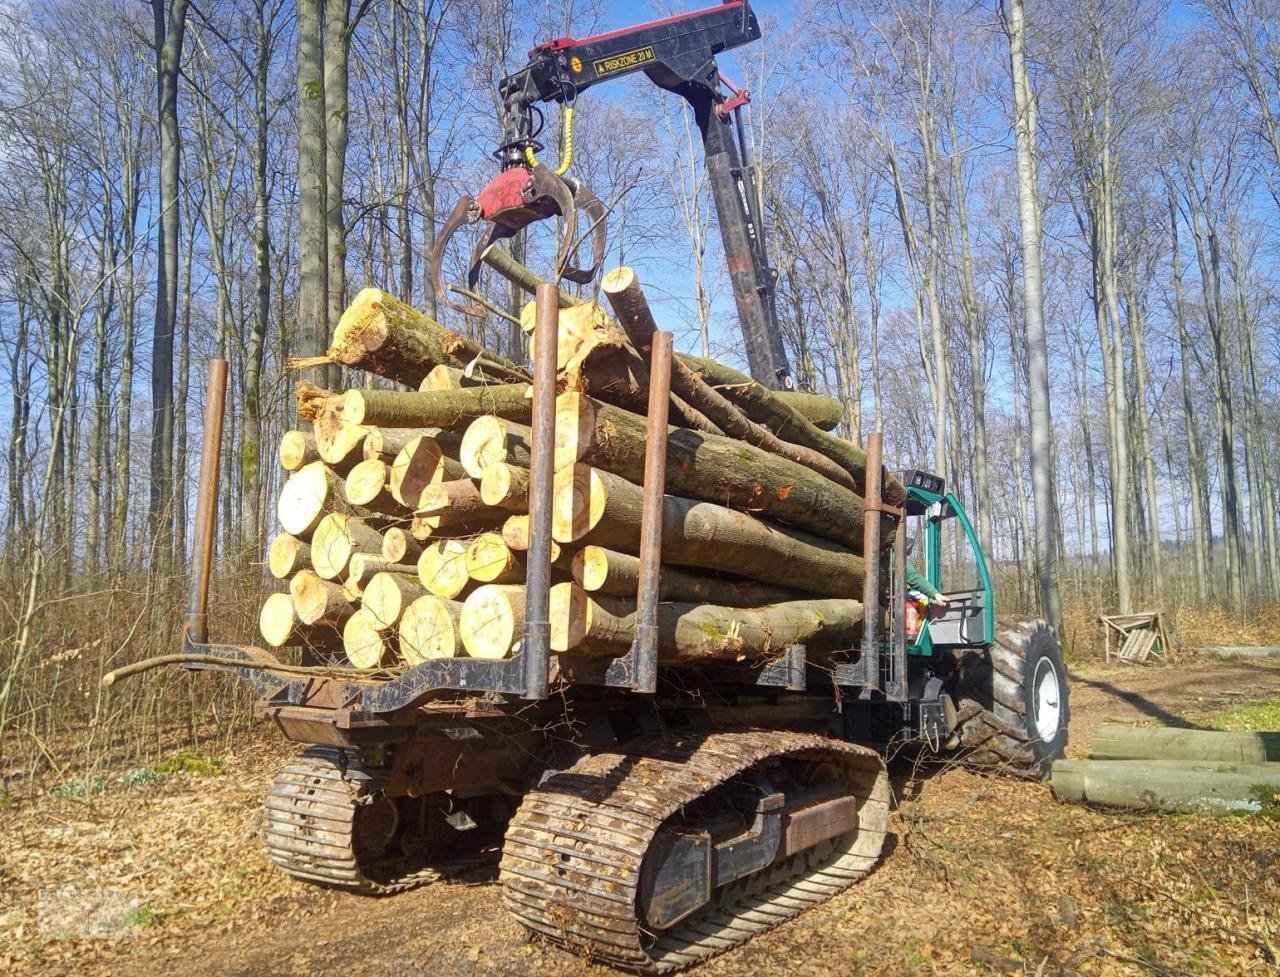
[522,284,559,699]
[184,358,229,647]
[859,431,885,691]
[631,331,673,693]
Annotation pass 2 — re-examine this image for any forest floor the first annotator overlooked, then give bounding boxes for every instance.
[3,657,1278,977]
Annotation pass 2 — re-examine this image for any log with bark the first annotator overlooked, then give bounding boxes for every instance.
[381,526,423,564]
[260,592,312,648]
[554,391,880,545]
[572,545,803,607]
[325,287,527,387]
[553,465,866,596]
[342,384,532,430]
[343,458,408,517]
[1089,724,1280,764]
[548,583,864,664]
[389,435,467,508]
[1051,758,1280,816]
[277,461,341,538]
[346,554,417,589]
[480,463,530,510]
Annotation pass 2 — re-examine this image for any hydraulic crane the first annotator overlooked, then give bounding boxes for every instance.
[430,0,795,390]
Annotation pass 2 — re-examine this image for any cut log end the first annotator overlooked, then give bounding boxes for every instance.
[268,534,310,580]
[552,464,608,543]
[479,462,530,508]
[277,461,334,537]
[466,532,526,584]
[399,596,463,663]
[259,592,302,647]
[289,569,356,627]
[459,585,526,659]
[343,607,394,669]
[418,538,471,599]
[279,430,319,472]
[460,415,531,479]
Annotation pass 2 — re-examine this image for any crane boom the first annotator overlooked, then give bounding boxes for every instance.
[498,1,794,390]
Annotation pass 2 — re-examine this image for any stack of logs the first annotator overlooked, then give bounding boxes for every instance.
[257,260,904,671]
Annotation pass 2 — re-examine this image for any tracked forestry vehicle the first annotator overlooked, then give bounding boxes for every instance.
[112,2,1069,970]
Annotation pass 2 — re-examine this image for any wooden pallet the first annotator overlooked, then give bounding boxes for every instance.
[1101,611,1170,664]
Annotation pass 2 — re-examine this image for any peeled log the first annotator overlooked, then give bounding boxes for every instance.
[343,607,396,669]
[342,384,532,429]
[480,463,530,510]
[399,595,463,663]
[459,584,525,659]
[549,583,864,664]
[553,465,865,597]
[466,532,526,584]
[268,534,310,579]
[1051,759,1280,815]
[363,571,426,627]
[277,461,339,538]
[555,391,875,546]
[311,513,385,580]
[460,416,531,478]
[290,569,357,627]
[389,435,466,508]
[418,538,471,599]
[279,430,319,471]
[573,545,803,607]
[1090,724,1280,764]
[327,287,526,387]
[382,526,423,564]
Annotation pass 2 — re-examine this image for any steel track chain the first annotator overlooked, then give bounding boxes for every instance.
[499,728,890,973]
[264,747,495,894]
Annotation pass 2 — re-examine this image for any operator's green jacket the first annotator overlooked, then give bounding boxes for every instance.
[905,564,941,599]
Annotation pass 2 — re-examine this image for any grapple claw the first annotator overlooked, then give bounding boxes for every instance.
[428,164,608,320]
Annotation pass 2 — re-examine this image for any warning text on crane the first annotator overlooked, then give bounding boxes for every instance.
[593,46,656,78]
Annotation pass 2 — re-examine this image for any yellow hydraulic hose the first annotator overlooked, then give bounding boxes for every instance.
[523,103,575,175]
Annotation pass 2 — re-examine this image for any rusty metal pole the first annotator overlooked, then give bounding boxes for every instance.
[522,284,559,700]
[859,431,884,692]
[184,358,229,647]
[631,331,673,693]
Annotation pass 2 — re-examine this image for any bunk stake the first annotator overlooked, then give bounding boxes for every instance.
[185,357,229,647]
[859,431,885,692]
[631,331,673,694]
[522,285,558,700]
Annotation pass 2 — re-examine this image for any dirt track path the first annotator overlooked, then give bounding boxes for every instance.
[7,659,1279,977]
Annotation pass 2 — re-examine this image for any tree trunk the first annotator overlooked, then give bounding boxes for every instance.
[296,0,330,388]
[573,545,805,607]
[1005,0,1061,631]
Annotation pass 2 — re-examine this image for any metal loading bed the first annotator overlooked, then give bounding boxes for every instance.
[172,281,913,727]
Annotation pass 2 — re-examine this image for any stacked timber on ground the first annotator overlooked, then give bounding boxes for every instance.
[257,270,903,671]
[1051,723,1280,815]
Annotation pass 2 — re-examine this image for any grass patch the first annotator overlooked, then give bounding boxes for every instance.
[154,749,224,777]
[1209,699,1280,732]
[124,904,157,928]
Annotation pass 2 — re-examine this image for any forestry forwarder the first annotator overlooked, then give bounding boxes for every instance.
[107,2,1069,971]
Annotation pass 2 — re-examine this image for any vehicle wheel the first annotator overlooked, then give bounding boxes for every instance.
[951,617,1069,779]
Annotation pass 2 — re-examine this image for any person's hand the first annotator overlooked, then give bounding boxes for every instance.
[932,593,951,607]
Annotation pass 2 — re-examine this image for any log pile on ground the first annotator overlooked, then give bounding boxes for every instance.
[259,269,903,671]
[1052,723,1280,815]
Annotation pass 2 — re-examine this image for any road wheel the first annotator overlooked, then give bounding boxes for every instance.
[951,617,1069,779]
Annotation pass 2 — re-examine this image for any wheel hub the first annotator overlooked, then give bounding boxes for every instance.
[1031,657,1062,743]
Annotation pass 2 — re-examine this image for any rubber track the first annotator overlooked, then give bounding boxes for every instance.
[499,729,889,973]
[264,747,492,894]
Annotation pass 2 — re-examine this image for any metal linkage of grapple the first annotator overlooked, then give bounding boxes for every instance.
[429,164,606,318]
